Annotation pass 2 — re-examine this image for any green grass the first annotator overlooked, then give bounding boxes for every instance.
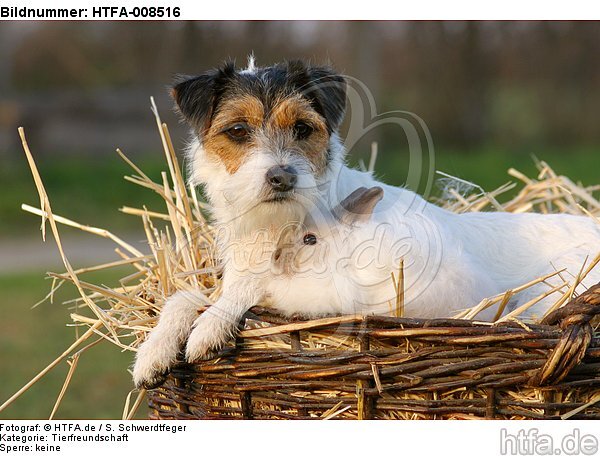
[349,145,599,198]
[0,153,168,418]
[3,146,599,237]
[2,146,598,237]
[0,269,148,419]
[432,146,599,193]
[0,155,167,236]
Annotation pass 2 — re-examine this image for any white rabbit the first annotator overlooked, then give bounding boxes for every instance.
[265,186,496,320]
[266,186,600,321]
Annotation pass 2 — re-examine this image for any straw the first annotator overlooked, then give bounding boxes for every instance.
[4,102,600,419]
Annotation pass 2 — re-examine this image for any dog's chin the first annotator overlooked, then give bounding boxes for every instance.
[259,196,303,218]
[262,194,295,204]
[231,197,307,235]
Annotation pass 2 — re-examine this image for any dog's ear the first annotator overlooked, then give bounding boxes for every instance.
[286,61,347,132]
[171,62,236,135]
[307,65,347,132]
[333,186,384,225]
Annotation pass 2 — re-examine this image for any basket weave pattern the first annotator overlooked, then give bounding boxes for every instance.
[147,285,600,420]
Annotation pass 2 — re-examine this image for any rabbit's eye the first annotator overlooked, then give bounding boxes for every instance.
[303,233,318,245]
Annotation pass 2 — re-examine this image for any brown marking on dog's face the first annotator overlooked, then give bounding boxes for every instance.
[203,82,329,174]
[269,95,330,172]
[210,94,265,131]
[202,92,330,176]
[202,95,265,174]
[173,62,346,176]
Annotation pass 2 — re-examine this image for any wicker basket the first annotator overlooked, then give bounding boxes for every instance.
[147,285,600,420]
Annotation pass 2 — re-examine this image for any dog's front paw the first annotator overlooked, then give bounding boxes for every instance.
[185,314,234,362]
[132,338,176,390]
[133,364,169,390]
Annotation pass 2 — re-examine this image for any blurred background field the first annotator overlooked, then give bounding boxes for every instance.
[1,21,599,419]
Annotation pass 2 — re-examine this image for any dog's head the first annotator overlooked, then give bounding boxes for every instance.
[172,58,347,233]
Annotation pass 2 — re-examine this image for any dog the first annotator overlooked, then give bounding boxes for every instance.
[132,58,600,389]
[133,58,363,388]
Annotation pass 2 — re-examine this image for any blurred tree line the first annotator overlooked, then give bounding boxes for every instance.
[0,21,599,156]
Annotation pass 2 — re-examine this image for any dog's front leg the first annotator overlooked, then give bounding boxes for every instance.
[132,289,206,389]
[186,277,261,362]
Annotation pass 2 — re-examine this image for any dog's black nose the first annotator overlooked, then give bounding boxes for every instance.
[266,165,297,192]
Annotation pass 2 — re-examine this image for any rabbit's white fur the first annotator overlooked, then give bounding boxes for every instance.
[268,183,600,322]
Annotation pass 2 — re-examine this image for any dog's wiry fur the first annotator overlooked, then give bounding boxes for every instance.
[132,58,600,390]
[179,60,346,236]
[133,59,352,388]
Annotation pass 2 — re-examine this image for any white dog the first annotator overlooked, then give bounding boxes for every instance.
[132,59,600,389]
[133,58,351,388]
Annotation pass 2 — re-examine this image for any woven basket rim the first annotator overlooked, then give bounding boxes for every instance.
[147,284,600,420]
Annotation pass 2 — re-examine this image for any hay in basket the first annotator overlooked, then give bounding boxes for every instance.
[2,99,599,420]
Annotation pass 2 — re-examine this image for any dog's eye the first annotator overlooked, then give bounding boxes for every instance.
[293,121,313,140]
[303,233,318,245]
[226,123,251,140]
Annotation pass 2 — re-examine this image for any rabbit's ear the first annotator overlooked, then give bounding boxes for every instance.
[333,186,384,225]
[275,223,300,249]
